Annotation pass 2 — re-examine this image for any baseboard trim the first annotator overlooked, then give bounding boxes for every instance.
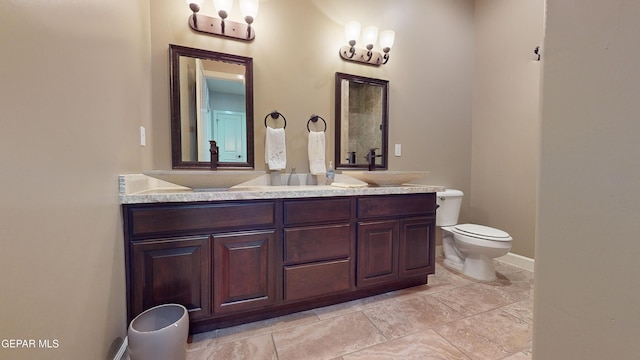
[113,336,128,360]
[435,246,534,273]
[496,252,535,272]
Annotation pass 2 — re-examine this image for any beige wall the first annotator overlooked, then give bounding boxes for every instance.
[534,0,640,357]
[471,0,544,259]
[150,0,475,196]
[2,0,565,357]
[0,1,150,359]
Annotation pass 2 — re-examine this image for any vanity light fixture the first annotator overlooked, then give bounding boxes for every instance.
[340,21,395,66]
[186,0,258,41]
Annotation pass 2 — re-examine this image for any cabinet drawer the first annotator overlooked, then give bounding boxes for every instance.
[283,198,351,225]
[357,194,435,219]
[127,201,275,239]
[284,259,352,301]
[284,224,351,265]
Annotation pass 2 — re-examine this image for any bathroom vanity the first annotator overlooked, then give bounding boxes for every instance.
[120,175,442,334]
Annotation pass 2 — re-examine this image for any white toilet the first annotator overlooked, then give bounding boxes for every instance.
[436,189,512,281]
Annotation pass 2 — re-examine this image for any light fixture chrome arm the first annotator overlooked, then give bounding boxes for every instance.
[365,44,374,62]
[339,46,384,66]
[189,2,200,28]
[382,48,391,64]
[345,40,357,59]
[186,0,256,41]
[339,23,394,66]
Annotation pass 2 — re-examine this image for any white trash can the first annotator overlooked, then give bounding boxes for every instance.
[127,304,189,360]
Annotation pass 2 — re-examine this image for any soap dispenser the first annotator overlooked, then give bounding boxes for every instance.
[326,161,335,184]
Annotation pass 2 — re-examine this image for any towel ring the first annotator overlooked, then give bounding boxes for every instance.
[264,110,287,129]
[307,114,327,132]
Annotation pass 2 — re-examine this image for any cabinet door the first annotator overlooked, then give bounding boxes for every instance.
[131,236,211,321]
[399,217,435,278]
[213,231,277,314]
[357,220,399,287]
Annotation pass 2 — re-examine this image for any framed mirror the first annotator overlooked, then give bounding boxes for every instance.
[334,72,389,169]
[170,44,254,169]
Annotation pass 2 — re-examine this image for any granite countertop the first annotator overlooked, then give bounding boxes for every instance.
[119,174,445,204]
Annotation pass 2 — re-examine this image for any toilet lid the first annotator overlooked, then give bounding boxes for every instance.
[452,224,512,241]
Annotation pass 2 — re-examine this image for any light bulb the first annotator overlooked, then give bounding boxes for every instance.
[379,30,395,51]
[344,21,361,46]
[362,26,379,49]
[240,0,259,24]
[213,0,233,18]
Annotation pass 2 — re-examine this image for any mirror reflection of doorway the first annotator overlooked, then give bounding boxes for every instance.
[195,66,247,162]
[213,111,246,162]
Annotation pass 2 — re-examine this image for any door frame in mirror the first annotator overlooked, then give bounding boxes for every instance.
[334,72,389,170]
[169,44,255,169]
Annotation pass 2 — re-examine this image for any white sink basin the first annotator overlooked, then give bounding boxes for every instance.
[143,170,266,190]
[342,171,430,186]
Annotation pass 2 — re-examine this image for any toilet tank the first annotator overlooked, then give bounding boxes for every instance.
[436,189,464,226]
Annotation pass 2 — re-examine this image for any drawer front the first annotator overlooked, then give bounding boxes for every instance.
[284,224,352,265]
[357,194,435,219]
[127,201,275,239]
[283,198,351,226]
[284,259,352,302]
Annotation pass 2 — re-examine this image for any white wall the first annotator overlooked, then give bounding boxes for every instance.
[534,0,640,357]
[0,0,150,359]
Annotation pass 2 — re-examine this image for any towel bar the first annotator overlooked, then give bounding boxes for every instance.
[307,114,327,132]
[264,110,287,129]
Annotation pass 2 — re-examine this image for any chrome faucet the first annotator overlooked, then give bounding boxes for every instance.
[367,148,382,171]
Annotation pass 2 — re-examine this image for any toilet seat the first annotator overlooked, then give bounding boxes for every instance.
[450,224,512,242]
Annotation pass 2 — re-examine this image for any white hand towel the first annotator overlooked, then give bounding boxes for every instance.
[265,126,286,170]
[308,131,326,175]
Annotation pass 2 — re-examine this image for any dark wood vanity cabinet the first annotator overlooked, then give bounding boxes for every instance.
[122,193,436,333]
[123,200,277,332]
[282,198,355,302]
[212,230,277,314]
[357,220,400,287]
[130,236,211,320]
[356,194,436,288]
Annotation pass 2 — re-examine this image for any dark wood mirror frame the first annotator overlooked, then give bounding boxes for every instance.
[334,72,389,170]
[169,44,254,169]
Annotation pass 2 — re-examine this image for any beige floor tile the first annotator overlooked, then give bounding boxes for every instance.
[363,294,464,340]
[342,329,472,360]
[216,310,319,345]
[501,297,534,324]
[189,333,277,360]
[501,348,533,360]
[430,282,521,317]
[272,312,386,360]
[312,292,392,320]
[187,330,216,352]
[385,266,473,302]
[434,308,532,360]
[185,263,534,360]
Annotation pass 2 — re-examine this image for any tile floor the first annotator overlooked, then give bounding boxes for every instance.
[185,258,534,360]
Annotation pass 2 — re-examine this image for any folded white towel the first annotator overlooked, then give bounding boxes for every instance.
[308,131,326,175]
[265,126,286,170]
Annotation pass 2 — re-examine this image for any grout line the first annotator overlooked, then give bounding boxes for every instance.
[192,262,533,359]
[270,332,280,360]
[432,327,474,360]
